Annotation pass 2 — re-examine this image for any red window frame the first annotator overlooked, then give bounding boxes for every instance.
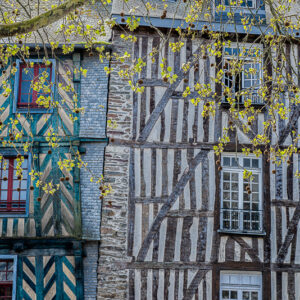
[0,260,13,300]
[17,63,52,108]
[0,157,27,213]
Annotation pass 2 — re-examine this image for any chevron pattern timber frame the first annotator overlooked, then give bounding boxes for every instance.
[17,255,79,299]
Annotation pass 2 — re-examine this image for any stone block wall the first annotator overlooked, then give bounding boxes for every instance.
[98,31,133,299]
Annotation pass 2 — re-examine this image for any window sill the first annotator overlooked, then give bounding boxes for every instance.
[0,212,28,218]
[218,229,266,237]
[15,108,53,114]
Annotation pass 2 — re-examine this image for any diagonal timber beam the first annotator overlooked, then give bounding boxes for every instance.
[136,149,209,261]
[231,236,261,263]
[278,106,300,145]
[226,111,256,141]
[183,269,208,300]
[0,0,85,38]
[137,41,207,143]
[276,199,300,264]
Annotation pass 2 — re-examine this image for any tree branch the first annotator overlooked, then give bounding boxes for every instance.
[0,0,86,38]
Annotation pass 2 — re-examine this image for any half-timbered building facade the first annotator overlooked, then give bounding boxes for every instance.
[99,0,300,299]
[0,46,109,299]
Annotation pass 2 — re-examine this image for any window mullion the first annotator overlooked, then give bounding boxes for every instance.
[239,169,243,231]
[7,158,14,211]
[33,64,38,104]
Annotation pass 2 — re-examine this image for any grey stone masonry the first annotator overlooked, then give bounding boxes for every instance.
[98,31,133,300]
[80,143,105,240]
[80,54,109,138]
[83,242,100,300]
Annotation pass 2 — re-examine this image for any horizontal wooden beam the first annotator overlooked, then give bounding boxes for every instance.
[272,199,298,207]
[166,210,214,218]
[127,262,212,270]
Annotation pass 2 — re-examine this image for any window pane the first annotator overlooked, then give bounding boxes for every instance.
[20,81,32,95]
[231,290,238,299]
[222,290,230,299]
[21,180,27,189]
[223,182,230,190]
[1,191,7,200]
[252,159,259,168]
[232,173,238,181]
[232,192,238,200]
[243,291,250,299]
[223,157,230,166]
[224,172,230,181]
[232,158,238,167]
[20,191,27,201]
[244,158,250,167]
[251,292,258,300]
[232,182,238,191]
[20,93,33,104]
[1,180,8,189]
[252,184,258,193]
[21,67,34,81]
[12,191,19,201]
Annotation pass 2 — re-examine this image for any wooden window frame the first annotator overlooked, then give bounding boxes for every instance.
[17,63,52,109]
[13,59,56,114]
[0,156,28,214]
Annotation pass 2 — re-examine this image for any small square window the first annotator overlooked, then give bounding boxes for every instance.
[0,156,28,214]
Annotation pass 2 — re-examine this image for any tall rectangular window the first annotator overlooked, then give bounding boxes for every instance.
[220,272,262,300]
[223,45,262,104]
[17,63,52,108]
[0,260,14,300]
[0,157,28,214]
[220,154,263,233]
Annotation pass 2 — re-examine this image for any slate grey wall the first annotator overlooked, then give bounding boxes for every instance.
[80,54,109,138]
[80,143,105,240]
[83,242,100,300]
[79,54,109,299]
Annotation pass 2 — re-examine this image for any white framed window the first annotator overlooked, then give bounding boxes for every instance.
[220,154,263,233]
[222,44,263,104]
[220,272,262,300]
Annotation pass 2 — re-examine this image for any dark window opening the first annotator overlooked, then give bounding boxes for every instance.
[0,260,13,300]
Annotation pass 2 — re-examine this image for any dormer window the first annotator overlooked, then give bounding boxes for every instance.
[224,0,255,9]
[215,0,266,24]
